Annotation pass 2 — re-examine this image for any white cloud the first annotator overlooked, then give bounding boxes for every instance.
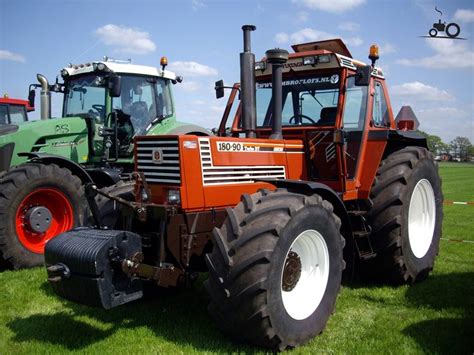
[397,39,474,69]
[391,82,455,102]
[95,24,156,55]
[297,11,309,22]
[167,61,218,77]
[454,9,474,23]
[177,81,201,92]
[338,22,360,31]
[378,42,396,55]
[0,50,25,63]
[346,36,363,46]
[275,28,363,46]
[292,0,366,13]
[192,0,206,10]
[416,107,473,142]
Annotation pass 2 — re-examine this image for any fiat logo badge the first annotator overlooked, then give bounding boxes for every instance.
[152,148,163,164]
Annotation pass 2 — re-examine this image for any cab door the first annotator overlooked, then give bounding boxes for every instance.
[340,75,370,195]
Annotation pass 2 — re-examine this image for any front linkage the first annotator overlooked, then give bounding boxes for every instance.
[45,175,186,309]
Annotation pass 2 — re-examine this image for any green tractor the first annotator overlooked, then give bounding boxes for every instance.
[0,57,209,269]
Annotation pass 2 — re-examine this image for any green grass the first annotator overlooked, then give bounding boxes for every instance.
[0,163,473,354]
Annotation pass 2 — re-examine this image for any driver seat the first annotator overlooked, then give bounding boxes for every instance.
[317,107,337,126]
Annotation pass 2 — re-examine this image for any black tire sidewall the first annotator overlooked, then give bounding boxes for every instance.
[266,205,343,344]
[2,165,84,265]
[446,23,460,38]
[429,28,437,37]
[400,158,442,277]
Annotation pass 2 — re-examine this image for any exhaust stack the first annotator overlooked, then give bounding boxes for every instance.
[240,25,257,138]
[266,49,289,140]
[37,74,51,120]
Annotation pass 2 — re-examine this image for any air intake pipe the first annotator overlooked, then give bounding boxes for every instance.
[37,74,51,120]
[240,25,257,138]
[266,49,289,140]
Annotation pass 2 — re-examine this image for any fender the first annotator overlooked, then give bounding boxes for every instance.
[18,152,93,184]
[260,179,352,239]
[0,143,15,172]
[85,166,122,188]
[167,124,212,136]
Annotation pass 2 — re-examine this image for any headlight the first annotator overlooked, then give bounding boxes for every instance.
[167,189,181,204]
[61,69,69,78]
[317,54,330,63]
[255,61,266,70]
[303,56,316,65]
[97,63,106,71]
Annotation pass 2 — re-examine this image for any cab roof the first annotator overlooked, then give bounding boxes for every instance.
[62,60,177,81]
[256,38,384,80]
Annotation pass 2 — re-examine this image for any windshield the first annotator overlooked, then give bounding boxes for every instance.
[64,74,107,122]
[112,75,173,135]
[256,74,341,127]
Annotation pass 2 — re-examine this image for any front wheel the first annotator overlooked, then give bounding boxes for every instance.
[0,163,86,269]
[429,28,438,37]
[446,23,460,38]
[205,189,345,350]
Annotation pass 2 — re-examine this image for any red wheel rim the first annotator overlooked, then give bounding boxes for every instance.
[15,188,74,254]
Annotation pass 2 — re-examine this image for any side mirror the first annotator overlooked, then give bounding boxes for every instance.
[215,80,224,99]
[108,75,122,98]
[355,65,372,86]
[28,89,36,109]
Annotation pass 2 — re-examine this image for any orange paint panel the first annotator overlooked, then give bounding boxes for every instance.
[179,136,205,210]
[358,139,386,199]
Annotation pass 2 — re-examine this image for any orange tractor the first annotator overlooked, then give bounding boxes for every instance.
[45,26,443,350]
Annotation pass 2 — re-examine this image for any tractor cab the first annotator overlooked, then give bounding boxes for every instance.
[218,39,394,200]
[60,58,177,161]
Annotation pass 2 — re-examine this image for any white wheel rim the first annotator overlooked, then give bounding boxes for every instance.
[408,179,436,259]
[281,229,330,320]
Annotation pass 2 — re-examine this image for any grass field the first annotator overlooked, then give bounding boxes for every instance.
[0,162,473,354]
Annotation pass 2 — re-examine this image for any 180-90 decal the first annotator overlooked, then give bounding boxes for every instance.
[216,141,283,152]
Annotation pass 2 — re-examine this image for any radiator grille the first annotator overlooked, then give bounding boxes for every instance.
[199,138,286,185]
[136,139,180,184]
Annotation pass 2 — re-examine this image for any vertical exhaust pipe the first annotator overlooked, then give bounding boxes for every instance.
[37,74,51,120]
[240,25,257,138]
[266,49,289,140]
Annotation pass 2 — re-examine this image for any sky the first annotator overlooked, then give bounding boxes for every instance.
[1,0,473,143]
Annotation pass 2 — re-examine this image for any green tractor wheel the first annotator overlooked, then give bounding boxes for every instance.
[0,163,86,269]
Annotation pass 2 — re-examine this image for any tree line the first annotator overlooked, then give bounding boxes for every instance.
[417,131,473,161]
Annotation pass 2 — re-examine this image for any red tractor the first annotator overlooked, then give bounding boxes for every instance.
[45,26,443,350]
[0,96,33,125]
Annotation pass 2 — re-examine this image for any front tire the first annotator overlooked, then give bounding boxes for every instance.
[205,188,344,350]
[0,163,86,269]
[367,147,443,284]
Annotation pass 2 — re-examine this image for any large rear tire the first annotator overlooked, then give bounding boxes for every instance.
[205,188,345,350]
[92,180,134,229]
[367,147,443,284]
[0,163,86,269]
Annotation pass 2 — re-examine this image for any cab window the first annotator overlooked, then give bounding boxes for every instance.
[9,105,27,123]
[372,82,389,127]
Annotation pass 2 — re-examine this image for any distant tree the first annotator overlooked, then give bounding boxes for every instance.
[450,137,472,161]
[439,142,450,155]
[417,130,446,155]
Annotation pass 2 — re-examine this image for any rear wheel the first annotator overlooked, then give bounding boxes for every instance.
[367,147,443,284]
[0,163,86,269]
[205,189,344,350]
[92,180,134,229]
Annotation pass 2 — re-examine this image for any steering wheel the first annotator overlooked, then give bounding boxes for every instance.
[288,114,317,125]
[92,104,105,117]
